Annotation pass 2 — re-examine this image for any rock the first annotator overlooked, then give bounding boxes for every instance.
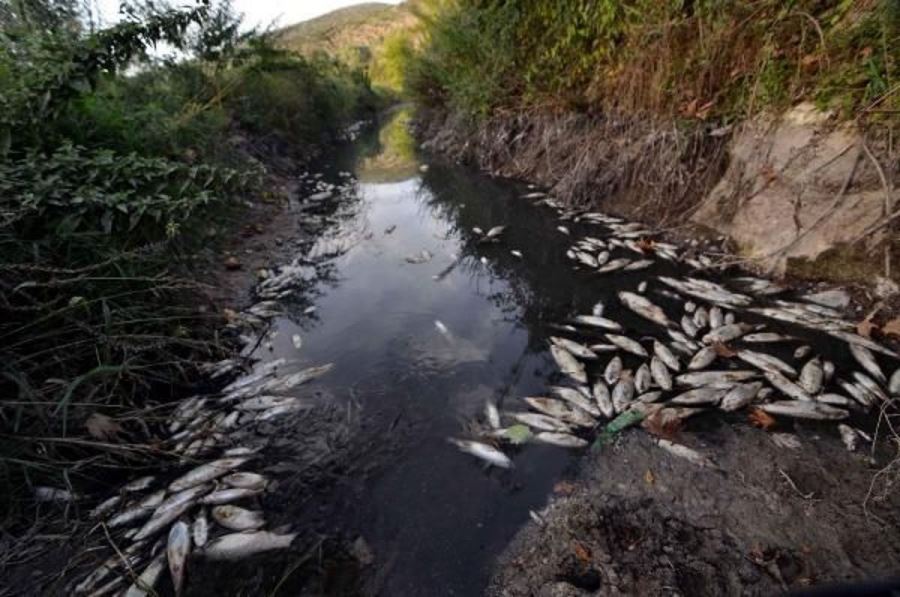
[875,276,899,299]
[224,256,242,271]
[802,289,850,309]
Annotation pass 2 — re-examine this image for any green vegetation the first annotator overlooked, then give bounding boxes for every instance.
[0,0,376,518]
[404,0,900,123]
[277,2,418,95]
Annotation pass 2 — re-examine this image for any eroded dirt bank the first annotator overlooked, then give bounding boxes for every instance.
[416,105,898,282]
[489,423,900,596]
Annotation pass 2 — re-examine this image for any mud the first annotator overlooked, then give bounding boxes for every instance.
[489,422,900,596]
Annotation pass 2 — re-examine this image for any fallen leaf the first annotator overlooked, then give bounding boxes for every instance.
[636,238,655,252]
[85,413,123,441]
[222,308,238,322]
[749,407,776,431]
[572,541,592,564]
[642,409,682,440]
[553,481,577,495]
[712,341,736,358]
[857,316,876,338]
[882,318,900,338]
[504,424,532,445]
[644,469,655,485]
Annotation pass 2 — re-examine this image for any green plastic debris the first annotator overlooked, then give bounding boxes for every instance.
[504,424,532,445]
[592,408,646,450]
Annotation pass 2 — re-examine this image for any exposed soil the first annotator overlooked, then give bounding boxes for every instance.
[489,422,900,596]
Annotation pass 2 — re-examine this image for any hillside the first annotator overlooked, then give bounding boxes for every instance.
[277,2,416,68]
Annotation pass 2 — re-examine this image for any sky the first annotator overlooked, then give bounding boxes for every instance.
[94,0,403,30]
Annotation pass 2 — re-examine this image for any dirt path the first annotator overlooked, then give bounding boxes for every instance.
[489,421,900,596]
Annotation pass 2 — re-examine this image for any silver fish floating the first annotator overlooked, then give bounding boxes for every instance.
[448,438,512,468]
[212,505,265,531]
[550,345,587,384]
[759,401,849,421]
[618,291,671,328]
[534,432,588,448]
[167,522,191,597]
[198,531,297,561]
[604,356,623,385]
[511,412,572,432]
[605,334,648,357]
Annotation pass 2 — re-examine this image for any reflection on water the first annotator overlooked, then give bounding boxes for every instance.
[356,106,419,183]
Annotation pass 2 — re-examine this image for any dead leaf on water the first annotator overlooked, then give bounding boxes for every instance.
[553,481,577,495]
[712,341,736,358]
[644,469,655,485]
[572,541,591,564]
[857,316,876,338]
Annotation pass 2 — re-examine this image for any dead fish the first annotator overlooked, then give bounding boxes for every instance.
[709,307,724,329]
[534,432,588,448]
[605,334,648,357]
[668,329,699,351]
[551,336,599,359]
[434,320,452,339]
[595,250,611,265]
[33,486,79,503]
[108,490,166,528]
[405,249,433,264]
[817,393,854,407]
[256,403,307,421]
[688,346,717,370]
[122,475,157,493]
[618,292,671,328]
[737,350,797,377]
[550,386,601,417]
[596,258,631,274]
[612,376,636,413]
[589,343,618,353]
[169,458,249,493]
[823,360,836,382]
[604,356,623,385]
[760,401,848,420]
[743,332,795,343]
[211,505,265,531]
[623,259,654,271]
[670,387,726,406]
[653,341,681,371]
[292,334,302,349]
[511,412,572,432]
[485,225,506,238]
[571,315,622,332]
[719,382,763,412]
[510,250,523,258]
[167,522,191,597]
[765,371,812,402]
[676,370,757,388]
[222,446,258,457]
[192,509,209,548]
[134,484,211,541]
[891,368,900,395]
[485,400,501,429]
[838,379,872,407]
[448,438,512,468]
[838,424,861,452]
[681,315,699,338]
[634,363,652,394]
[702,323,752,344]
[649,357,672,390]
[259,363,333,393]
[123,553,166,597]
[575,251,598,268]
[198,531,297,561]
[799,357,824,394]
[656,439,715,468]
[793,345,813,360]
[237,395,302,411]
[200,487,262,505]
[637,391,664,403]
[592,381,615,418]
[853,371,888,402]
[849,343,886,383]
[591,300,605,316]
[829,329,899,358]
[524,397,595,427]
[90,495,122,520]
[222,472,267,491]
[693,306,709,329]
[550,345,587,384]
[557,226,570,235]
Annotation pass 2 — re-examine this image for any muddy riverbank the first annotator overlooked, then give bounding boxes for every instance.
[6,108,900,597]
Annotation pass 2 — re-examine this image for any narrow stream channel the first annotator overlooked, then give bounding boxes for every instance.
[243,109,613,595]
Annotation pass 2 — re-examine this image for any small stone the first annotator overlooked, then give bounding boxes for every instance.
[224,256,241,270]
[350,536,374,566]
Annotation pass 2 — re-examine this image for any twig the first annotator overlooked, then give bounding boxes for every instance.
[778,468,814,500]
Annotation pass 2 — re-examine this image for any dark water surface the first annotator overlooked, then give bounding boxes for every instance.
[261,112,601,595]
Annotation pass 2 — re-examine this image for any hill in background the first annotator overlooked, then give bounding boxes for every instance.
[277,2,417,93]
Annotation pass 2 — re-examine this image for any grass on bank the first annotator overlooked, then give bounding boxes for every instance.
[0,0,377,522]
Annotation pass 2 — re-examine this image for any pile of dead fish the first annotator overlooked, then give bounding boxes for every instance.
[450,193,898,470]
[73,293,332,596]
